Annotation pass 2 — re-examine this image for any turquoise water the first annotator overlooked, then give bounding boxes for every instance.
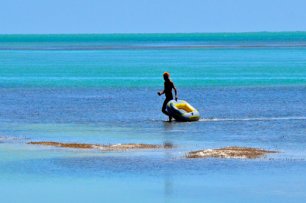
[1,33,306,202]
[1,32,306,88]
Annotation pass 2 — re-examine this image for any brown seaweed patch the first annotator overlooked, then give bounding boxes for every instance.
[28,141,172,151]
[186,146,278,159]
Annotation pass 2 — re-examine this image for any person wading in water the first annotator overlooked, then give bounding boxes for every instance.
[157,72,178,122]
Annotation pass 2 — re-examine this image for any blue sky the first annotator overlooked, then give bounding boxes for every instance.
[1,0,306,34]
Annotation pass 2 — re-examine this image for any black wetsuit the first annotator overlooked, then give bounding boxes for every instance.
[162,80,174,115]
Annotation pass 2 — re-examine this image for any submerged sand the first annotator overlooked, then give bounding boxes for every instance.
[0,136,23,143]
[28,141,173,151]
[186,146,278,159]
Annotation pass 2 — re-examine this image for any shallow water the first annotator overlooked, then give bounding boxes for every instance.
[1,33,306,202]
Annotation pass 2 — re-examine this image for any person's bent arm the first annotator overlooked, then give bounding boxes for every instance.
[157,90,165,96]
[173,86,178,100]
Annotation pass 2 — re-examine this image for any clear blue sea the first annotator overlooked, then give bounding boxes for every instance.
[0,32,306,203]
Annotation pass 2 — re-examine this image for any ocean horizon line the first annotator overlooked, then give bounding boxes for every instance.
[1,31,306,36]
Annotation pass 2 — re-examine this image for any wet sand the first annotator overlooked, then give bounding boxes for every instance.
[186,146,278,159]
[28,141,173,151]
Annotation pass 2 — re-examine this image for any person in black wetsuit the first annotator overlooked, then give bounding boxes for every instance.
[157,72,178,122]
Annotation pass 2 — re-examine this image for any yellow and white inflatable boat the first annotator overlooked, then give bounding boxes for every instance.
[166,100,200,122]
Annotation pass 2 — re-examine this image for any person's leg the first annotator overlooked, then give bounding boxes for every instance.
[162,99,172,122]
[168,115,172,122]
[162,99,169,116]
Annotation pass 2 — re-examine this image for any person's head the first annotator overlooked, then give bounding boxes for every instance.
[163,72,170,81]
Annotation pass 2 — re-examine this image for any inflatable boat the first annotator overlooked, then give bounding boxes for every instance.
[166,100,200,122]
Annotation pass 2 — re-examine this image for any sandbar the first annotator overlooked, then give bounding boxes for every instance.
[186,146,278,159]
[28,141,173,151]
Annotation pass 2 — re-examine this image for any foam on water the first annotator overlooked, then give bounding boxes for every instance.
[201,116,306,122]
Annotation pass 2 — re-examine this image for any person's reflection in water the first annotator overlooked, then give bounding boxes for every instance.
[163,140,174,203]
[164,175,173,203]
[161,109,175,202]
